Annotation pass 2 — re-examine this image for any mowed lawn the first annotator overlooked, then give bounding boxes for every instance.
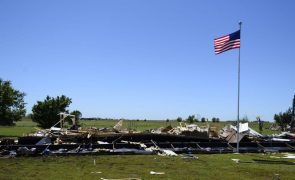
[0,118,37,137]
[0,153,294,180]
[0,118,280,137]
[0,119,290,180]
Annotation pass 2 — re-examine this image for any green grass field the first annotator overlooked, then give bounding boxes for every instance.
[0,118,37,137]
[0,153,294,180]
[0,119,291,180]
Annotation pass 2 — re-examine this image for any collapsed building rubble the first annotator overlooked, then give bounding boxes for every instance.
[271,132,295,142]
[219,122,295,143]
[219,123,263,143]
[1,118,295,157]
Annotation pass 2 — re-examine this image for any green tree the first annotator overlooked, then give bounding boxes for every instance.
[274,108,292,131]
[241,115,249,123]
[186,115,195,124]
[0,79,26,125]
[211,117,216,123]
[63,110,82,125]
[71,110,82,121]
[31,95,72,128]
[201,117,206,122]
[176,117,182,122]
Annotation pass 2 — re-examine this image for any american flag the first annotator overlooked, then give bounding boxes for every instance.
[214,30,240,54]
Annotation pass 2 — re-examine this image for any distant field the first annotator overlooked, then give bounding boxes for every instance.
[0,118,37,137]
[79,119,280,135]
[0,117,280,137]
[0,153,293,180]
[80,119,180,131]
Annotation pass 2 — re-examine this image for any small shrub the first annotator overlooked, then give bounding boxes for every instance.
[176,117,182,122]
[201,117,206,122]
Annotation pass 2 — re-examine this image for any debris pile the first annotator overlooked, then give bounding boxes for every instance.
[150,123,210,139]
[1,115,295,157]
[271,132,295,142]
[219,123,263,143]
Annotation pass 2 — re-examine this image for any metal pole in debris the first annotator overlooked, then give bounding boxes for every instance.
[236,22,242,153]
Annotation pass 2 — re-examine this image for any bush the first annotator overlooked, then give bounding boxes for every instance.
[186,115,195,124]
[201,117,206,122]
[216,118,220,123]
[274,108,292,131]
[241,115,249,123]
[176,117,182,122]
[202,118,207,122]
[31,95,72,128]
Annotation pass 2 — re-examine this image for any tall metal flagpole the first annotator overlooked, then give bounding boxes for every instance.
[236,22,242,153]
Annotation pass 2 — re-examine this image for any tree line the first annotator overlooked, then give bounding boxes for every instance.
[176,116,220,123]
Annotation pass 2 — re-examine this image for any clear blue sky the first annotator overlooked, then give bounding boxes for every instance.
[1,1,294,121]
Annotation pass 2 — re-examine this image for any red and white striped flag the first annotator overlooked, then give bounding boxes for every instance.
[214,30,240,54]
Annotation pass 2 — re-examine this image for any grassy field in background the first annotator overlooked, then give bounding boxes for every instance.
[0,153,294,180]
[0,118,280,137]
[0,118,37,137]
[80,119,180,131]
[78,119,280,135]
